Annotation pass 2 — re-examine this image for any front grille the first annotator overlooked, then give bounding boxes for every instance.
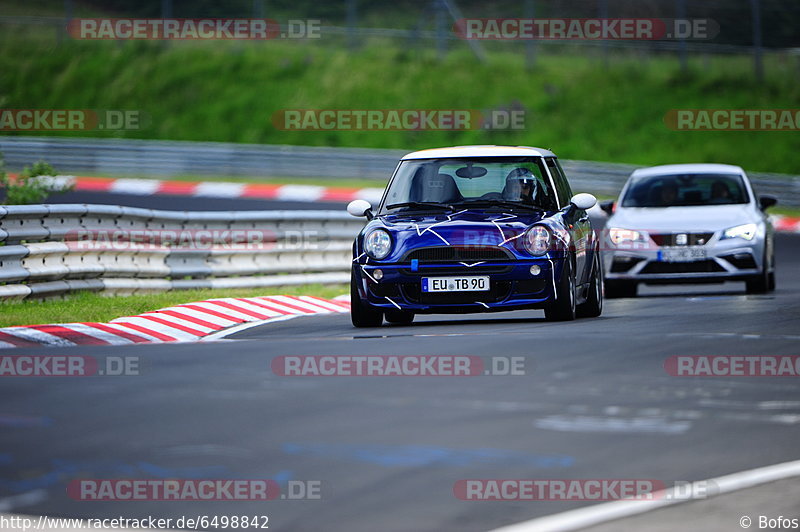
[640,260,725,274]
[610,257,646,273]
[650,232,714,246]
[402,281,512,305]
[401,265,512,275]
[404,246,512,263]
[721,253,757,270]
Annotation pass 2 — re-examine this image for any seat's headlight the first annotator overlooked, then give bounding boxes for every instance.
[523,225,552,256]
[608,228,650,248]
[364,229,392,259]
[721,223,757,241]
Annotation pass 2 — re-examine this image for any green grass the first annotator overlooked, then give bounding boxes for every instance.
[1,34,798,175]
[0,284,348,328]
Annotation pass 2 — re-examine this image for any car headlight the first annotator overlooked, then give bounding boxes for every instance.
[608,227,650,248]
[523,225,552,256]
[721,223,757,241]
[364,229,392,259]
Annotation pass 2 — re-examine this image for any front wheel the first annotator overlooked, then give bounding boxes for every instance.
[544,259,576,322]
[351,269,383,327]
[745,249,773,294]
[577,253,603,318]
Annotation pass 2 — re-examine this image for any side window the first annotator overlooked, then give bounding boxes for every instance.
[545,158,573,207]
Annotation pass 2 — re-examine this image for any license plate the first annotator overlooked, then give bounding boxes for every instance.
[659,247,707,262]
[422,276,490,292]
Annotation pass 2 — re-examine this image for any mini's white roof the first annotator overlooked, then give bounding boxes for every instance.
[402,145,556,160]
[631,163,745,178]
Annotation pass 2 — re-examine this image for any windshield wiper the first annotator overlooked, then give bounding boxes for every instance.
[453,199,544,212]
[386,202,455,211]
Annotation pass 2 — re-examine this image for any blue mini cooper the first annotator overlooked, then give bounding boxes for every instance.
[346,146,603,327]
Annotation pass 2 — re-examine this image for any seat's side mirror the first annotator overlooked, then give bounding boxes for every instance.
[599,200,615,215]
[759,195,777,211]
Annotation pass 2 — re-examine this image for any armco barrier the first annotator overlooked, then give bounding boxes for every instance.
[0,204,362,300]
[2,137,799,205]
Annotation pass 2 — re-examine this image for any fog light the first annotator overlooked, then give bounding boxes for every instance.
[373,269,384,281]
[529,265,541,276]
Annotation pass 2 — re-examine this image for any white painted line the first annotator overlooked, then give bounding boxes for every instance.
[0,489,48,512]
[110,178,162,195]
[245,298,307,315]
[488,458,800,532]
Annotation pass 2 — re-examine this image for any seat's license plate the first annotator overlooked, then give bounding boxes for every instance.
[660,247,707,262]
[422,276,490,292]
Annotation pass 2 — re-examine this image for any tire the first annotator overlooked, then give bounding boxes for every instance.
[745,250,771,294]
[604,279,637,299]
[544,259,576,322]
[577,253,603,318]
[385,309,415,325]
[350,269,383,327]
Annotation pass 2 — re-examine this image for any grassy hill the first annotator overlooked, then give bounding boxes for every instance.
[1,30,798,174]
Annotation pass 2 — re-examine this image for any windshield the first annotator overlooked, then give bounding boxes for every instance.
[379,157,559,213]
[621,173,750,208]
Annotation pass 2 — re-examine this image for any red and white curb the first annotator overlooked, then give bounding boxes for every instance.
[41,175,384,204]
[772,215,800,233]
[0,295,351,349]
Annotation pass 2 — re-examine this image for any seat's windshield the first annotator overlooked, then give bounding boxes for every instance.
[380,157,559,213]
[621,173,750,208]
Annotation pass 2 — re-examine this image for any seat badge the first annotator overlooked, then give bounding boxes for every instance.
[675,233,688,246]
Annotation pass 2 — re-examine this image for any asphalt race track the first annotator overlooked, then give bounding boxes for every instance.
[2,232,799,531]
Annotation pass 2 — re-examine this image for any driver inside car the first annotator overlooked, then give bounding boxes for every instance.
[503,168,538,203]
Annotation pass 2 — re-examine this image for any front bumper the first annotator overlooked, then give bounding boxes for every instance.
[353,259,564,313]
[603,236,765,284]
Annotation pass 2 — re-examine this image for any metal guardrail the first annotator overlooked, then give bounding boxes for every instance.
[0,204,362,300]
[2,136,799,205]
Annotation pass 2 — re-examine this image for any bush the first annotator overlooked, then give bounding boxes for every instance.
[0,154,74,205]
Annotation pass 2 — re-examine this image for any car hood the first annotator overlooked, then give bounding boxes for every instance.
[607,204,760,233]
[373,210,553,254]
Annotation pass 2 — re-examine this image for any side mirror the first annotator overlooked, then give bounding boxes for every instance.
[570,193,597,211]
[759,195,777,211]
[347,199,373,219]
[599,200,615,215]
